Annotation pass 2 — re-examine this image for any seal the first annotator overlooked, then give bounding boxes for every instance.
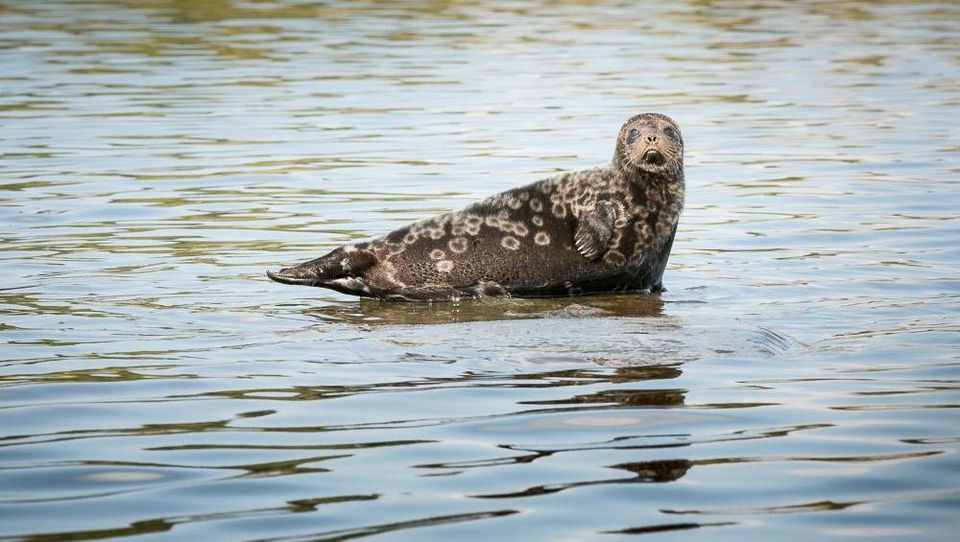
[267,112,685,301]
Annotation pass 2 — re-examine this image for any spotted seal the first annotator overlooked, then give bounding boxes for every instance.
[267,112,685,300]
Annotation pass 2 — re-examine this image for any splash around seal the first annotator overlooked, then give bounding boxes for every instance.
[267,113,685,301]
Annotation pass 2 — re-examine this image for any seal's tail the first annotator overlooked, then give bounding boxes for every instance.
[266,246,375,287]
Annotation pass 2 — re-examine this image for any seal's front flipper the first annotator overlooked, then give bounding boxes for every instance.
[574,201,617,261]
[267,246,375,287]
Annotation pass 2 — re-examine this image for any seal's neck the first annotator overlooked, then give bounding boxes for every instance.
[613,160,685,189]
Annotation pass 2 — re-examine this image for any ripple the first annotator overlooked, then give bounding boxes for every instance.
[1,0,959,540]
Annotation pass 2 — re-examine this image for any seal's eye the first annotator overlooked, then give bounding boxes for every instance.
[663,126,678,141]
[627,128,640,144]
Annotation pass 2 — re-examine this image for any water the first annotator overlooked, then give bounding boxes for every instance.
[2,1,959,540]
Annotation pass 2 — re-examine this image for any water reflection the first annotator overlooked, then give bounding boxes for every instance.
[306,294,666,325]
[173,365,684,407]
[474,459,693,498]
[519,386,685,407]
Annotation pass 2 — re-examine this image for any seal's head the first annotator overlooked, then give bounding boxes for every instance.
[614,113,684,177]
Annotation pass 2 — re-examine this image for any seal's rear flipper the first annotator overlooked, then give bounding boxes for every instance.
[266,269,319,285]
[267,246,375,287]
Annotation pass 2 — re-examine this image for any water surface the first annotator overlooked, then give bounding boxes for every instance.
[2,1,959,540]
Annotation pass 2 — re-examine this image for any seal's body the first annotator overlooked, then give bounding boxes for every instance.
[267,113,685,301]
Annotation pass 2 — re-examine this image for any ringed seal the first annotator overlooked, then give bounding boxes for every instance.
[267,113,685,301]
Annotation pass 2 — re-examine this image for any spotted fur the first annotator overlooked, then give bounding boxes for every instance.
[267,113,685,300]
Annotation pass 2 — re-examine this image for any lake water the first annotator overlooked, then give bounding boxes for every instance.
[2,1,959,540]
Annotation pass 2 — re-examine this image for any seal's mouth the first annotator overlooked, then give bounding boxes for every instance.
[642,149,665,165]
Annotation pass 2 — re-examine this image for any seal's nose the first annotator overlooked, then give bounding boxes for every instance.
[646,133,658,143]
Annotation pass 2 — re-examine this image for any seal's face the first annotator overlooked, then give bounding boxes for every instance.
[616,113,683,176]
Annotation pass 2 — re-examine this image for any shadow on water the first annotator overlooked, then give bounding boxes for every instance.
[295,292,791,364]
[304,293,667,326]
[291,294,723,367]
